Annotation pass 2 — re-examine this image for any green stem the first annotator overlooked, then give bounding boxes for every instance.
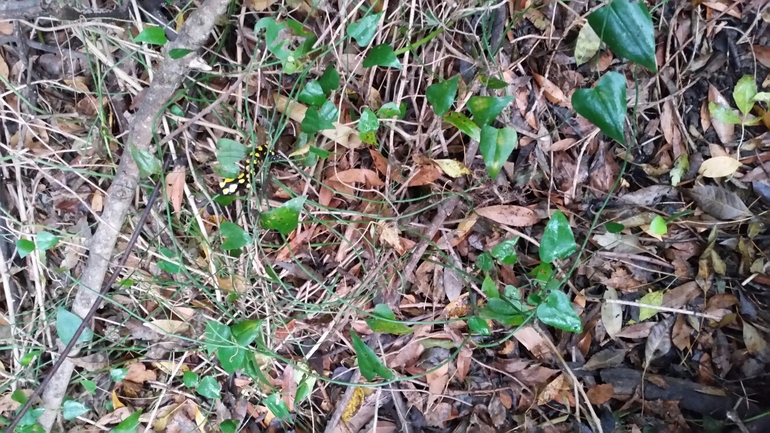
[395,27,445,55]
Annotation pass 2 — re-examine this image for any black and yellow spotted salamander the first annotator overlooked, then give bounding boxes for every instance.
[218,145,279,196]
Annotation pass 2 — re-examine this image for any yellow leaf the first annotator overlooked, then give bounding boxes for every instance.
[638,291,663,322]
[698,156,742,178]
[112,390,124,409]
[433,159,471,178]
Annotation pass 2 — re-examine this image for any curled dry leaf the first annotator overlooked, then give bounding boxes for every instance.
[601,286,622,338]
[708,85,735,144]
[688,185,753,220]
[406,163,443,186]
[698,156,742,178]
[475,205,540,227]
[532,73,569,108]
[644,315,674,368]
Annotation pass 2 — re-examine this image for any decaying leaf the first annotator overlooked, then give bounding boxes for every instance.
[708,85,735,144]
[586,383,614,405]
[582,348,628,371]
[601,286,622,338]
[644,315,674,368]
[475,205,540,227]
[698,156,742,178]
[688,185,753,220]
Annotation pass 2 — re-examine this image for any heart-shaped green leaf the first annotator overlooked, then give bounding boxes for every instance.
[260,196,306,236]
[572,71,626,144]
[467,96,513,127]
[363,44,401,69]
[479,125,517,180]
[318,67,340,94]
[733,75,757,116]
[298,81,326,106]
[445,112,480,141]
[587,0,657,72]
[220,222,253,250]
[467,317,491,335]
[346,12,382,47]
[536,290,582,333]
[426,75,459,116]
[216,138,248,178]
[539,210,576,264]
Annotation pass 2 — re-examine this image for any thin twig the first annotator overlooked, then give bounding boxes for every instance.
[604,299,720,320]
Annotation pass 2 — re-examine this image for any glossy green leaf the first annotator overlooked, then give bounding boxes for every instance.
[734,75,757,116]
[572,71,627,143]
[708,102,742,125]
[605,222,625,234]
[481,274,498,298]
[468,96,513,126]
[219,420,238,433]
[638,290,663,322]
[35,231,59,251]
[302,100,338,134]
[587,0,656,72]
[183,371,199,388]
[426,75,459,116]
[650,215,667,236]
[347,12,382,46]
[363,44,401,69]
[366,304,413,335]
[536,290,582,333]
[752,92,770,102]
[168,48,192,59]
[298,81,326,106]
[318,67,340,94]
[539,210,576,264]
[133,27,167,45]
[350,330,393,381]
[18,408,43,428]
[56,308,93,345]
[197,376,221,400]
[529,262,553,286]
[205,321,231,355]
[467,317,491,335]
[80,379,97,394]
[377,102,402,118]
[110,409,142,433]
[231,320,262,346]
[12,390,28,405]
[254,18,316,74]
[491,237,519,265]
[476,252,493,272]
[130,145,161,178]
[294,371,316,404]
[220,221,253,250]
[479,125,517,180]
[216,138,248,178]
[358,108,380,145]
[445,112,481,141]
[479,298,525,326]
[16,239,34,258]
[265,393,291,420]
[110,368,128,382]
[575,23,601,66]
[480,76,508,89]
[260,195,306,236]
[63,400,89,420]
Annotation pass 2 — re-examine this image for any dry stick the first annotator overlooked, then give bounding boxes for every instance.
[604,299,720,321]
[10,1,233,431]
[323,369,362,433]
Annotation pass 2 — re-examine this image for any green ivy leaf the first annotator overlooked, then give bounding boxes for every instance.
[220,221,253,250]
[571,71,627,144]
[318,67,340,94]
[197,376,221,400]
[80,379,97,394]
[56,308,93,345]
[231,320,262,346]
[733,75,757,116]
[479,298,525,326]
[536,290,582,333]
[16,239,34,258]
[426,75,459,116]
[168,48,192,59]
[481,274,498,298]
[18,408,43,428]
[708,102,742,125]
[347,12,382,46]
[350,330,393,381]
[366,304,413,335]
[467,317,491,335]
[605,222,625,234]
[476,252,494,272]
[359,108,380,133]
[649,215,667,236]
[130,145,162,178]
[264,393,291,420]
[63,400,89,420]
[12,390,28,405]
[298,81,326,106]
[205,321,232,356]
[529,263,553,286]
[216,138,247,178]
[445,112,480,141]
[638,290,663,322]
[539,210,576,264]
[260,195,306,236]
[491,238,519,265]
[157,247,181,274]
[479,125,517,180]
[363,44,401,69]
[587,0,657,72]
[480,76,508,89]
[302,100,338,134]
[183,371,199,388]
[219,420,238,433]
[133,27,167,45]
[35,231,59,251]
[110,409,142,433]
[377,102,402,118]
[467,96,513,127]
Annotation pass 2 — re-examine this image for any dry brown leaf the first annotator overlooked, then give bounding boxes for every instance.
[329,168,384,186]
[369,148,405,183]
[754,45,770,69]
[699,156,742,178]
[406,164,442,186]
[97,406,132,426]
[456,347,472,382]
[377,221,404,254]
[532,73,569,107]
[124,362,157,384]
[586,384,614,405]
[146,319,190,335]
[537,373,565,405]
[601,287,622,338]
[582,348,628,371]
[615,322,656,339]
[589,141,619,193]
[0,22,13,35]
[426,363,449,408]
[701,100,711,132]
[743,322,768,359]
[249,0,278,10]
[513,325,551,359]
[545,138,576,152]
[273,93,361,149]
[475,205,540,227]
[662,281,700,310]
[672,314,692,351]
[708,85,735,144]
[165,166,186,214]
[645,315,674,368]
[69,353,109,371]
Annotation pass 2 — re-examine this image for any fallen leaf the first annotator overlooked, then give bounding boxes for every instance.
[699,156,742,178]
[406,164,442,186]
[689,185,753,220]
[662,281,700,310]
[754,45,770,69]
[377,221,404,254]
[433,159,471,178]
[532,73,569,107]
[638,291,663,322]
[146,320,191,336]
[645,315,674,368]
[743,322,768,359]
[708,85,735,144]
[513,325,551,359]
[124,362,157,384]
[165,166,186,214]
[601,287,622,338]
[537,373,565,405]
[586,383,614,405]
[616,322,656,339]
[574,23,601,66]
[273,93,361,149]
[329,168,385,187]
[672,314,692,351]
[582,348,628,371]
[475,205,540,227]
